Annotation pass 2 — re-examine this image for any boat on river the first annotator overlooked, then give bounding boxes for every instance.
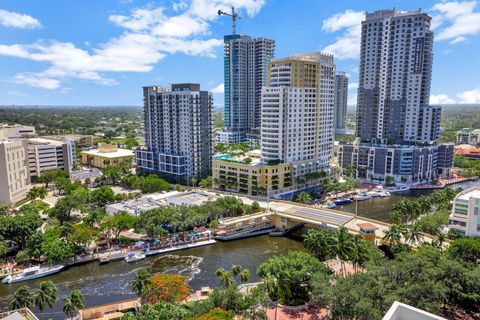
[125,253,146,263]
[353,192,371,201]
[322,202,337,209]
[334,198,353,205]
[2,265,64,284]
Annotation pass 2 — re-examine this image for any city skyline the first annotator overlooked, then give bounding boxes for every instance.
[0,0,479,106]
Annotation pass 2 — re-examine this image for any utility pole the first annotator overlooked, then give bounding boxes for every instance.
[217,6,240,35]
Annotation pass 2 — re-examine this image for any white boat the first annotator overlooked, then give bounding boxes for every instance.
[125,253,146,263]
[2,265,64,284]
[322,202,337,209]
[387,185,410,193]
[353,192,371,201]
[378,191,391,197]
[368,191,381,198]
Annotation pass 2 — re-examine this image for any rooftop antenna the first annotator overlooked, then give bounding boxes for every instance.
[218,6,240,35]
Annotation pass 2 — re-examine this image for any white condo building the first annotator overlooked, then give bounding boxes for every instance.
[0,140,29,204]
[448,187,480,237]
[261,52,336,178]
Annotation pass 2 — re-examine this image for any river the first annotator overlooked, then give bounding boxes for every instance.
[1,179,478,317]
[0,236,304,318]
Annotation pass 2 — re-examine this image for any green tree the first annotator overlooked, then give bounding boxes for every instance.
[0,212,43,249]
[303,229,335,261]
[63,290,85,317]
[215,268,235,288]
[295,192,312,205]
[132,269,151,297]
[446,237,480,264]
[35,281,57,312]
[9,286,34,310]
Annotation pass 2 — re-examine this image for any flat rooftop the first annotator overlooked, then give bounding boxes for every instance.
[28,137,65,146]
[81,148,134,158]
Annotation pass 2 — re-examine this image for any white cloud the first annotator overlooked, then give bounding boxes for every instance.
[431,1,480,43]
[0,9,41,29]
[0,0,266,90]
[457,87,480,103]
[210,83,224,93]
[321,10,364,60]
[348,82,358,90]
[430,94,455,104]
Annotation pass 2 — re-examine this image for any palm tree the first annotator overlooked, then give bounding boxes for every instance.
[351,235,370,272]
[9,286,34,310]
[231,265,241,277]
[215,267,234,288]
[332,228,354,276]
[296,192,312,205]
[303,229,335,261]
[383,224,403,247]
[63,290,85,317]
[345,165,356,178]
[131,269,150,297]
[417,196,432,215]
[264,273,291,305]
[405,224,423,248]
[26,188,39,202]
[37,187,48,200]
[239,269,251,284]
[35,281,57,314]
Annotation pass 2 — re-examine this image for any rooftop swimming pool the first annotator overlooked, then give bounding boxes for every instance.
[215,154,233,160]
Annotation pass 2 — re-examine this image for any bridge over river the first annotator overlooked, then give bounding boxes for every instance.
[216,192,440,248]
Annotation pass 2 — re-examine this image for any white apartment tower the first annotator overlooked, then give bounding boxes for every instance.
[0,140,29,204]
[356,9,440,144]
[136,83,213,183]
[261,52,336,178]
[334,72,348,135]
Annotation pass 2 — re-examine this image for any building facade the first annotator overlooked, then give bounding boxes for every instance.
[356,9,439,144]
[212,157,292,196]
[456,128,480,146]
[448,187,480,237]
[136,83,213,183]
[0,124,36,139]
[337,9,452,183]
[261,52,335,178]
[26,137,74,178]
[223,35,275,141]
[0,140,29,204]
[334,72,348,135]
[81,143,134,169]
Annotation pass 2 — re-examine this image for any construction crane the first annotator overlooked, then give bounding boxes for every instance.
[217,6,240,35]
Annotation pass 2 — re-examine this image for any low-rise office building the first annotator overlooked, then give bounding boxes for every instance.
[0,140,30,205]
[337,142,453,183]
[212,151,293,196]
[0,123,36,139]
[81,143,134,169]
[27,137,75,178]
[456,128,480,145]
[448,187,480,237]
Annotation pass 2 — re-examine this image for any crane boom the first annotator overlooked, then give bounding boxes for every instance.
[217,6,240,35]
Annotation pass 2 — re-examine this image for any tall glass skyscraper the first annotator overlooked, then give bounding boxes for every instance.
[221,35,275,142]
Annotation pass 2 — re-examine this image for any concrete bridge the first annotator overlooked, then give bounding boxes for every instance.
[213,191,439,247]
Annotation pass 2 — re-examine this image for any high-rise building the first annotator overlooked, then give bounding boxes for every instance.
[136,83,213,183]
[223,35,275,142]
[261,52,336,178]
[337,9,453,183]
[0,140,29,205]
[356,9,439,145]
[334,72,348,135]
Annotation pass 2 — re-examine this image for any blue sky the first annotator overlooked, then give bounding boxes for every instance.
[0,0,479,106]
